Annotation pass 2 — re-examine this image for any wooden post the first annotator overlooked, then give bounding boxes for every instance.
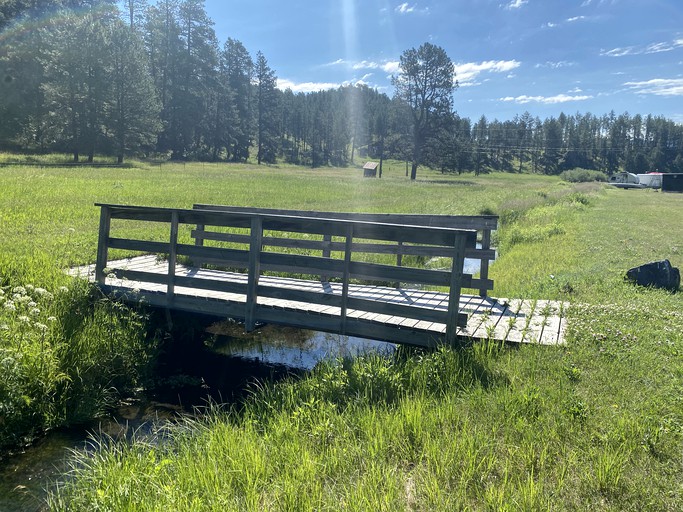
[167,210,179,304]
[445,234,467,346]
[194,221,205,267]
[340,225,353,334]
[194,223,205,246]
[479,229,491,297]
[394,240,404,289]
[320,233,332,282]
[245,216,263,332]
[95,205,111,285]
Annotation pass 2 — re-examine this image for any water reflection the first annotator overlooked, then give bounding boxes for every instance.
[0,431,84,512]
[206,321,395,370]
[0,322,395,510]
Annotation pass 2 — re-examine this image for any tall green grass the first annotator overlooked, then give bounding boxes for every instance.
[0,255,156,450]
[0,161,579,452]
[47,182,683,510]
[0,161,574,264]
[2,159,682,509]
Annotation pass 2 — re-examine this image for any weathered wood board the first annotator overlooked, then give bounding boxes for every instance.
[71,256,568,347]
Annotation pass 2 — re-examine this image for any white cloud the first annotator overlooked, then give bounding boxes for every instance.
[601,38,683,57]
[500,93,593,104]
[382,61,401,73]
[329,59,400,74]
[395,2,415,14]
[395,2,429,14]
[645,39,683,53]
[319,58,519,89]
[545,15,593,29]
[581,0,621,5]
[454,60,521,85]
[350,60,400,73]
[323,58,346,67]
[535,60,575,69]
[505,0,528,9]
[624,78,683,96]
[351,60,376,70]
[277,79,341,93]
[601,46,634,57]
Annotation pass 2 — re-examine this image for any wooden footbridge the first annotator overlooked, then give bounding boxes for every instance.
[74,204,567,348]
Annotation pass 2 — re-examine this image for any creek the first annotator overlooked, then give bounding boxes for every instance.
[0,322,393,512]
[0,255,484,511]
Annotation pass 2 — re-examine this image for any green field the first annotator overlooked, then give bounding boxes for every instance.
[0,160,682,510]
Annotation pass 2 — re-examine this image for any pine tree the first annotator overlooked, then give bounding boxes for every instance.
[255,51,279,164]
[107,19,161,163]
[222,38,253,161]
[392,42,456,180]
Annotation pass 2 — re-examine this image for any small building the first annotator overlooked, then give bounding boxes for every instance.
[363,161,378,178]
[662,173,683,193]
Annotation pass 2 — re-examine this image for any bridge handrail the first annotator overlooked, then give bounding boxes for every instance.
[95,203,478,345]
[192,204,497,297]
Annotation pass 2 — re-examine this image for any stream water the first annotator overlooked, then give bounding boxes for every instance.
[0,324,393,512]
[0,255,484,511]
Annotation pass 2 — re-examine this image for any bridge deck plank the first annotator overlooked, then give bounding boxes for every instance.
[72,255,567,346]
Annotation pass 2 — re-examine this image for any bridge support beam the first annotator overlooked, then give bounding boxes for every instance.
[245,216,263,331]
[445,235,467,346]
[95,205,111,285]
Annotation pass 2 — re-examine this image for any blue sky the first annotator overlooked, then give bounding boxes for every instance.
[205,0,683,122]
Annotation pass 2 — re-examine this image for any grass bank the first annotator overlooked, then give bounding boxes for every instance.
[40,171,682,510]
[0,256,156,451]
[0,161,576,451]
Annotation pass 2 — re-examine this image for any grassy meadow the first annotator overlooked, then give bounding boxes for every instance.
[0,157,682,509]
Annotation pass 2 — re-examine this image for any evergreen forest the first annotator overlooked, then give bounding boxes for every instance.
[1,0,683,175]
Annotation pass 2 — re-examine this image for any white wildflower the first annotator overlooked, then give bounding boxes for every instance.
[0,289,5,296]
[25,284,34,292]
[35,323,48,333]
[12,286,26,295]
[5,302,16,311]
[27,301,37,308]
[18,315,30,323]
[34,287,48,296]
[58,286,69,293]
[17,295,31,304]
[29,307,40,316]
[0,324,9,330]
[47,316,57,322]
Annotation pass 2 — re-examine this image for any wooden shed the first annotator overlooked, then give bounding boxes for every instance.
[363,161,378,178]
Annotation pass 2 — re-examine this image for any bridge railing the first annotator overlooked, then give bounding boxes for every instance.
[95,204,480,345]
[192,204,497,297]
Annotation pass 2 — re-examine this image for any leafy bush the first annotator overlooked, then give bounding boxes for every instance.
[0,260,156,450]
[560,168,608,183]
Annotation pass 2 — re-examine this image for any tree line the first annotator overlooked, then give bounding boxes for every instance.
[1,0,682,175]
